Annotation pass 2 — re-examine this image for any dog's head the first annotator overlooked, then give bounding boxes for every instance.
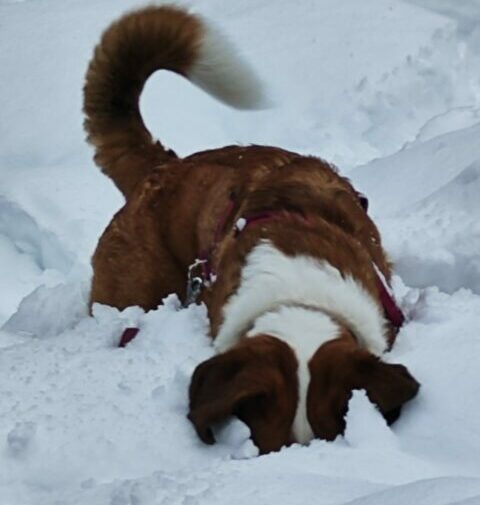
[188,333,419,454]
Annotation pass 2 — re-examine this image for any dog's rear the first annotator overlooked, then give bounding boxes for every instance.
[83,5,265,198]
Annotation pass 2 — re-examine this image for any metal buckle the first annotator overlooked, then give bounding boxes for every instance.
[184,259,207,307]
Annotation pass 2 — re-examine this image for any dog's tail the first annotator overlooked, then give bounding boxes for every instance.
[83,5,265,198]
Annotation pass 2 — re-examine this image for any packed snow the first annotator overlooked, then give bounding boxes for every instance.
[1,0,480,504]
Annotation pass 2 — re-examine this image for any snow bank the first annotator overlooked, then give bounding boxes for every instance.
[352,124,480,294]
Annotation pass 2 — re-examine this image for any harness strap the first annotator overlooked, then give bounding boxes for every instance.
[197,198,236,282]
[234,210,310,236]
[118,189,398,348]
[373,264,405,328]
[118,327,140,348]
[190,195,404,330]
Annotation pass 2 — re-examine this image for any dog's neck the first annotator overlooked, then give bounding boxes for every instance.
[214,240,388,356]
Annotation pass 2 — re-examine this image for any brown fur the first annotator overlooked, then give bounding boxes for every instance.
[84,5,201,198]
[307,328,419,441]
[188,335,298,453]
[84,6,418,454]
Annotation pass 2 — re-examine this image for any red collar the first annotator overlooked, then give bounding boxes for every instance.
[233,209,310,236]
[374,265,405,328]
[197,206,310,284]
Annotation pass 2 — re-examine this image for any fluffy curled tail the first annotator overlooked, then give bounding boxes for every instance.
[83,5,265,198]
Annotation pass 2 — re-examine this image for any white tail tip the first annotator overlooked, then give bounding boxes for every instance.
[188,18,269,110]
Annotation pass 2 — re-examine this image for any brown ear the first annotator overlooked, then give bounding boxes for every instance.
[188,336,298,453]
[188,350,268,445]
[358,358,420,424]
[308,343,420,441]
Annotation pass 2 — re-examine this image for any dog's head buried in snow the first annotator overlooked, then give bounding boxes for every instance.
[84,5,420,454]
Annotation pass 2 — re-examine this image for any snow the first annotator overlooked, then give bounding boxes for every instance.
[353,125,480,293]
[1,0,480,504]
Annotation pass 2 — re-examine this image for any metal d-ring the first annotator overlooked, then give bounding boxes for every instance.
[184,259,208,307]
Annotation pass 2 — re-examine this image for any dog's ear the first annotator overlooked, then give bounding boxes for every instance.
[188,350,267,445]
[308,343,420,441]
[188,336,298,453]
[356,357,420,425]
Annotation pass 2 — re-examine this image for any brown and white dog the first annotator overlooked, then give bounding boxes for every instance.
[84,5,420,454]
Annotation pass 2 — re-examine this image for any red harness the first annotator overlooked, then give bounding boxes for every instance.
[118,327,140,348]
[117,191,404,347]
[196,207,311,286]
[374,265,405,327]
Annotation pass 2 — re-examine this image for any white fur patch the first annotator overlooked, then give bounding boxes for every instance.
[188,16,268,109]
[215,240,388,356]
[247,306,340,444]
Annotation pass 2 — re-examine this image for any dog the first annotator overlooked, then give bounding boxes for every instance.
[84,5,420,454]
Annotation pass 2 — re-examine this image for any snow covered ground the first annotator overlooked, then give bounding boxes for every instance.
[1,0,480,503]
